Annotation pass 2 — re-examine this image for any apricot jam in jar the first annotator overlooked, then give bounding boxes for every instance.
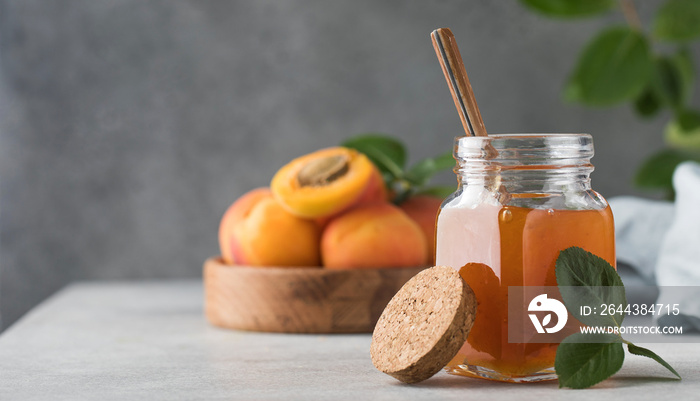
[435,134,615,383]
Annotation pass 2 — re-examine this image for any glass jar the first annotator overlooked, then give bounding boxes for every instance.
[435,133,615,383]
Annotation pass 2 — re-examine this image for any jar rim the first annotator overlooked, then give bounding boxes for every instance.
[454,133,594,164]
[455,133,591,139]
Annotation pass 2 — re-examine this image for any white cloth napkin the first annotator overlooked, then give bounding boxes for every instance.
[609,161,700,332]
[655,162,700,331]
[609,196,674,284]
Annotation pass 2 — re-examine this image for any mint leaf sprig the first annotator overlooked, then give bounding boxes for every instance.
[342,133,455,204]
[554,247,681,389]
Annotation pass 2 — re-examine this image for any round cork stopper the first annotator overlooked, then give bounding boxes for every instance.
[370,265,477,384]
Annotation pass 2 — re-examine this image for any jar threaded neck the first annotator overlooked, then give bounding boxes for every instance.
[454,134,594,189]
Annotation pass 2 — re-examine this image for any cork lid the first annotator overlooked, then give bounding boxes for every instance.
[370,265,477,384]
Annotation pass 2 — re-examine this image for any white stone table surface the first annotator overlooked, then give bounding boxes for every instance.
[0,280,698,400]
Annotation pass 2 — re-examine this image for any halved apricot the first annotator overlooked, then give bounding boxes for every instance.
[271,147,387,218]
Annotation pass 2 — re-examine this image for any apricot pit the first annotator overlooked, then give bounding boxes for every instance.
[296,154,350,187]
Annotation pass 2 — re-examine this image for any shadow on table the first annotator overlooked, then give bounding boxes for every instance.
[407,373,557,389]
[404,372,679,390]
[593,375,681,389]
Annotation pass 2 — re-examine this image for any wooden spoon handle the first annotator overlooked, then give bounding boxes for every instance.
[431,28,487,137]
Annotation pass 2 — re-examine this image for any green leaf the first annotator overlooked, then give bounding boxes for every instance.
[416,185,456,199]
[565,27,653,106]
[672,48,695,103]
[634,148,700,191]
[556,247,626,327]
[676,109,700,131]
[520,0,615,18]
[651,56,686,110]
[404,151,454,186]
[665,110,700,150]
[555,333,625,389]
[342,134,406,179]
[653,0,700,42]
[639,53,694,116]
[627,343,682,379]
[633,87,662,118]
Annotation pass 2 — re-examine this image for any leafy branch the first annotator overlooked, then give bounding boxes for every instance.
[342,134,455,203]
[520,0,700,198]
[554,247,681,388]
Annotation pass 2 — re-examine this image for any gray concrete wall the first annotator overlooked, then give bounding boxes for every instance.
[0,0,670,330]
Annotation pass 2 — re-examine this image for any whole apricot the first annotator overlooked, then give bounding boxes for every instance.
[218,188,271,264]
[271,147,387,219]
[399,195,443,265]
[218,188,321,267]
[321,203,427,269]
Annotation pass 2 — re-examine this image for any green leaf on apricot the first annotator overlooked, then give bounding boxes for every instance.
[404,151,454,186]
[342,134,406,179]
[416,185,455,199]
[343,133,455,204]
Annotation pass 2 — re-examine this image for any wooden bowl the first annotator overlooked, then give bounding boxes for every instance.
[203,257,426,333]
